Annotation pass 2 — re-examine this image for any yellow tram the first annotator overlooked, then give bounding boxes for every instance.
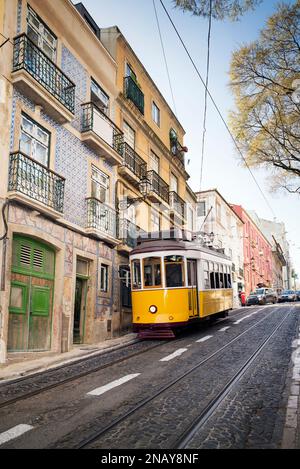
[130,236,233,338]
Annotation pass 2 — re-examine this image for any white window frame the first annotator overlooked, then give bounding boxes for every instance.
[123,121,135,149]
[91,78,110,115]
[150,150,160,173]
[19,114,50,166]
[100,263,109,292]
[170,173,178,193]
[197,201,206,217]
[91,165,110,204]
[150,209,160,232]
[27,5,57,62]
[152,101,160,127]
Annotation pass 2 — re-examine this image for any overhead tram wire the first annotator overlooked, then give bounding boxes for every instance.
[152,0,177,117]
[159,0,276,219]
[199,0,212,192]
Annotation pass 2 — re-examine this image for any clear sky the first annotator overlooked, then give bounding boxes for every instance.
[77,0,300,279]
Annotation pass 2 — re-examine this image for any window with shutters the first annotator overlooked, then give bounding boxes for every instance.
[12,236,55,279]
[150,150,159,173]
[91,78,110,115]
[27,6,57,62]
[123,121,135,149]
[91,165,110,203]
[170,173,178,193]
[197,201,206,217]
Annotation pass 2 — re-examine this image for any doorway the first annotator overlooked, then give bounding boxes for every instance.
[73,277,87,344]
[8,236,55,351]
[187,259,199,318]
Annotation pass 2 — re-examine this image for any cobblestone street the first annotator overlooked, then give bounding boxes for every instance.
[0,304,299,449]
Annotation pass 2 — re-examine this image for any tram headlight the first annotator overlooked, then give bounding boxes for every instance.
[149,305,157,314]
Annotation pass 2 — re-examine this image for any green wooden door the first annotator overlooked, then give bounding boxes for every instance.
[8,236,55,351]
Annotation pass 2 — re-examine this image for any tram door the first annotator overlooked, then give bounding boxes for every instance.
[187,259,199,317]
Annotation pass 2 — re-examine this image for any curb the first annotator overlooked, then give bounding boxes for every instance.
[0,334,138,384]
[281,326,300,448]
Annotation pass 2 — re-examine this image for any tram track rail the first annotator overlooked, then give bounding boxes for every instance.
[0,306,255,410]
[73,305,284,449]
[174,309,291,449]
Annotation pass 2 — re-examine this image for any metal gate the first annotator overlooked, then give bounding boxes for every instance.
[8,235,55,351]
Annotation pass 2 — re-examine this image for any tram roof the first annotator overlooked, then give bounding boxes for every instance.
[130,235,230,260]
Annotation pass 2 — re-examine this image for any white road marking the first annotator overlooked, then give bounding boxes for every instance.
[219,326,230,332]
[160,348,188,362]
[233,314,252,324]
[0,424,34,446]
[196,335,213,343]
[87,374,140,396]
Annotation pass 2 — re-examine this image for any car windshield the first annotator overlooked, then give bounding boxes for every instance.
[254,289,265,295]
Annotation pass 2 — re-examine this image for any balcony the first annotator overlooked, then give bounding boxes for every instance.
[170,139,186,166]
[81,103,124,165]
[117,219,146,251]
[86,198,118,244]
[118,143,147,185]
[147,170,169,205]
[124,76,144,115]
[12,34,75,123]
[169,191,186,220]
[8,151,65,218]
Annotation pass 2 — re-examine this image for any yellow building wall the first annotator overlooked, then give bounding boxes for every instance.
[114,35,188,233]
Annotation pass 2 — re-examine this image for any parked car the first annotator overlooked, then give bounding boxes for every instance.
[246,288,277,306]
[295,291,300,301]
[278,290,297,302]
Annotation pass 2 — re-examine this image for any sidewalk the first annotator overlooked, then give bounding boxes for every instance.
[0,333,137,383]
[281,327,300,449]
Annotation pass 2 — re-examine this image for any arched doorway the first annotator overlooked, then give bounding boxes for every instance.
[8,235,55,351]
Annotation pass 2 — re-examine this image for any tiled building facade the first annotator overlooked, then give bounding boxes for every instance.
[0,0,195,363]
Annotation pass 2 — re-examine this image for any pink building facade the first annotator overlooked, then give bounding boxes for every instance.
[231,205,273,297]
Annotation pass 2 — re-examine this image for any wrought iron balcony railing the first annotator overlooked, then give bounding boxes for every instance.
[12,34,75,114]
[124,76,144,115]
[86,198,117,238]
[117,218,146,249]
[81,102,124,156]
[8,152,65,213]
[147,170,170,204]
[170,139,186,165]
[122,143,147,180]
[169,191,186,219]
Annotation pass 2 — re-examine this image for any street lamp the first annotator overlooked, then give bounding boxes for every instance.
[118,176,151,210]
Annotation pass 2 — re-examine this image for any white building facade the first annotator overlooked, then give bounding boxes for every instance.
[195,189,244,308]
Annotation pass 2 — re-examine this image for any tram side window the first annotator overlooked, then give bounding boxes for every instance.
[215,263,220,289]
[219,265,224,289]
[209,261,215,289]
[165,255,185,288]
[132,259,141,290]
[203,260,210,289]
[224,266,228,288]
[143,257,162,287]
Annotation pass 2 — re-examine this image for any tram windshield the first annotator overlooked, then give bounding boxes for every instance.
[143,257,162,288]
[165,255,185,288]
